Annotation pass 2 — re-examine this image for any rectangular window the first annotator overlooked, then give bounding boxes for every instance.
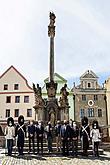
[6,96,11,103]
[6,109,10,117]
[14,84,19,90]
[24,96,29,103]
[80,109,85,118]
[88,108,94,117]
[88,83,91,88]
[82,95,86,101]
[15,96,20,103]
[15,109,19,117]
[27,109,32,117]
[98,109,102,117]
[4,84,8,90]
[94,95,98,101]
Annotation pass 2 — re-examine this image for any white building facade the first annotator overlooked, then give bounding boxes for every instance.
[0,66,35,127]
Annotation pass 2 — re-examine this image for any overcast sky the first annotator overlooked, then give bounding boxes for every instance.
[0,0,110,88]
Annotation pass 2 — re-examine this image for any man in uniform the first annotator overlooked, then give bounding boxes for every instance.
[5,117,15,156]
[15,115,26,156]
[80,116,90,156]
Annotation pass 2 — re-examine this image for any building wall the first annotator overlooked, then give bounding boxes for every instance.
[74,92,106,125]
[73,70,107,137]
[0,66,35,123]
[104,78,110,136]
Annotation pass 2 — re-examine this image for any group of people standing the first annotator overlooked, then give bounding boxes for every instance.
[4,115,101,157]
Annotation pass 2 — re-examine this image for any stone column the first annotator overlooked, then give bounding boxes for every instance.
[50,37,54,82]
[48,12,56,82]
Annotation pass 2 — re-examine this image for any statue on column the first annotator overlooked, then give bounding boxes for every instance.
[48,12,56,37]
[59,84,69,121]
[59,84,69,108]
[33,83,44,120]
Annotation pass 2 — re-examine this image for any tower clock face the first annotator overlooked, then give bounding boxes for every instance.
[88,100,94,107]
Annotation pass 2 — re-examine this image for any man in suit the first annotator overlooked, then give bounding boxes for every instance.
[71,121,79,156]
[60,120,71,156]
[36,121,44,154]
[28,120,35,153]
[55,120,61,152]
[45,121,53,153]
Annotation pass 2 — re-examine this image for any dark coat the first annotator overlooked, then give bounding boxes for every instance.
[80,124,90,139]
[71,126,79,139]
[55,124,61,136]
[80,124,90,151]
[15,124,26,147]
[28,124,35,136]
[36,125,44,138]
[60,124,71,139]
[45,124,53,138]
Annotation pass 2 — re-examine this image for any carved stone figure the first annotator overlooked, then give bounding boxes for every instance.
[49,12,56,26]
[48,12,56,37]
[46,81,57,98]
[59,84,69,108]
[33,83,44,109]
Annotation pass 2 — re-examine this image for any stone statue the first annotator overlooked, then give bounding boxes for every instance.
[49,12,56,26]
[46,80,57,98]
[33,83,44,109]
[48,12,56,37]
[59,84,69,108]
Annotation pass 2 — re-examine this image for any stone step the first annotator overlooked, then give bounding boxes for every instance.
[4,148,104,155]
[24,139,82,143]
[12,146,103,153]
[22,143,94,149]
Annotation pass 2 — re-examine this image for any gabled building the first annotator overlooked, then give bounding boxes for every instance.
[0,66,35,128]
[72,70,107,136]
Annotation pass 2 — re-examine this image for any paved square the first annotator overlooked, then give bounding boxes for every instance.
[1,152,110,165]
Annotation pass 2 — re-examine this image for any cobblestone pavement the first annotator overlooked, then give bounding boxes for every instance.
[1,152,110,165]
